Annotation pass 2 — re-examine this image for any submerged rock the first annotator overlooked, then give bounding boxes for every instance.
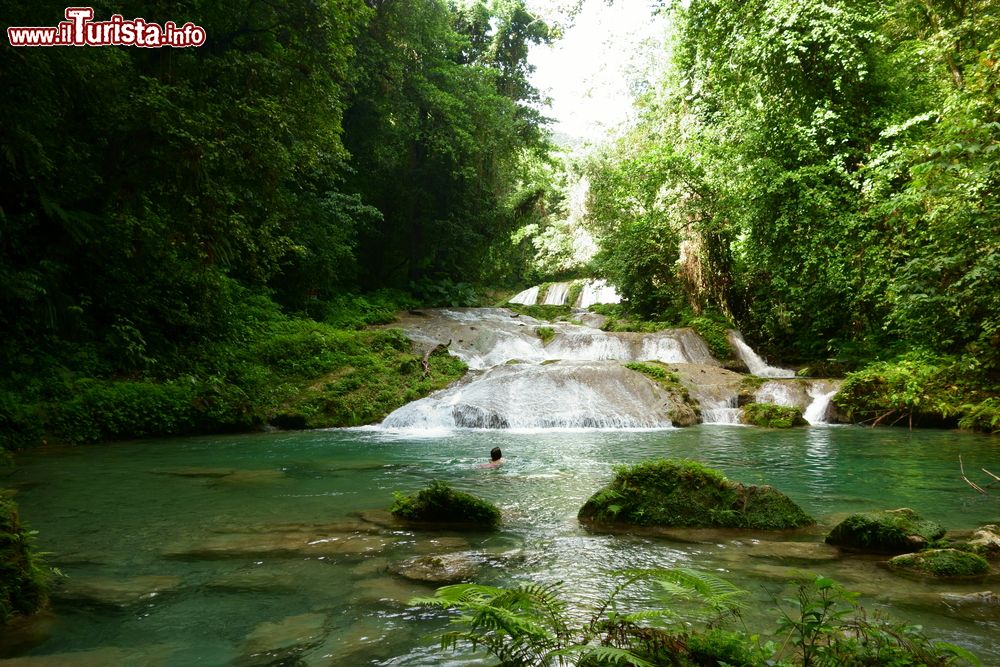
[0,644,178,666]
[55,575,182,607]
[888,549,990,577]
[391,552,483,584]
[235,612,328,667]
[578,459,814,530]
[825,508,945,554]
[164,527,395,560]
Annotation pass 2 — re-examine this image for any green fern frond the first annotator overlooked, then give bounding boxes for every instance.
[550,644,656,667]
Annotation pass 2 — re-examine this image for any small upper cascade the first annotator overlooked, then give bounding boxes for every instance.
[804,384,840,425]
[508,286,540,305]
[389,309,721,370]
[381,361,676,430]
[542,282,571,305]
[728,331,795,378]
[577,279,621,308]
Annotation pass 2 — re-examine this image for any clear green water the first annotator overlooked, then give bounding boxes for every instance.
[3,425,999,665]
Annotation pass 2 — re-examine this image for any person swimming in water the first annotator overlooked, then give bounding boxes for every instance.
[479,447,504,468]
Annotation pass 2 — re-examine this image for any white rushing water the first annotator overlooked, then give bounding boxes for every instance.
[700,395,742,425]
[728,331,795,378]
[542,282,570,305]
[576,279,621,308]
[381,361,676,430]
[804,388,838,425]
[380,309,832,430]
[508,285,540,305]
[755,381,797,406]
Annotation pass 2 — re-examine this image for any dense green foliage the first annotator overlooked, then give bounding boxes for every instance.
[825,509,946,554]
[390,481,502,529]
[834,353,1000,431]
[1,494,49,624]
[0,0,549,450]
[411,571,979,666]
[1,298,465,448]
[888,549,990,577]
[741,403,807,429]
[578,459,814,530]
[585,0,1000,392]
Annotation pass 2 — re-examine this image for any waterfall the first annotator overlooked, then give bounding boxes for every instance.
[728,331,795,378]
[508,286,539,305]
[379,309,790,431]
[576,279,621,308]
[381,361,676,430]
[804,389,838,425]
[701,395,742,425]
[542,282,570,305]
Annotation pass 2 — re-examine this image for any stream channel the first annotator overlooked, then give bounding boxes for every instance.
[2,308,998,665]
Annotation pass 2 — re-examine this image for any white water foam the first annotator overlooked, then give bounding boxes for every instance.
[804,389,838,425]
[508,286,539,305]
[576,279,621,308]
[755,381,797,406]
[381,361,677,430]
[542,282,570,305]
[728,331,795,378]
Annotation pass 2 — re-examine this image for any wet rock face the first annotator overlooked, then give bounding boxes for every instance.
[968,524,1000,560]
[888,549,990,577]
[578,459,814,531]
[825,509,946,554]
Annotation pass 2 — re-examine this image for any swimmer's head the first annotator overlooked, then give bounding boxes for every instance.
[490,447,502,462]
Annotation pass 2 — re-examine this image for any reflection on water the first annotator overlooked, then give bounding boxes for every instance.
[4,426,999,665]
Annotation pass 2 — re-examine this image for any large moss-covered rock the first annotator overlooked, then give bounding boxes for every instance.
[390,481,501,529]
[1,494,49,624]
[888,549,989,577]
[825,508,945,554]
[741,402,806,428]
[578,459,814,530]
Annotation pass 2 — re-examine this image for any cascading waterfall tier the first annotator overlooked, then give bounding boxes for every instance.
[378,308,837,430]
[507,279,621,307]
[381,361,677,430]
[752,380,841,425]
[728,331,795,378]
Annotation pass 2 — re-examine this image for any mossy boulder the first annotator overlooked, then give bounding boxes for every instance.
[965,524,1000,560]
[1,494,49,624]
[578,459,814,530]
[888,549,990,577]
[741,402,806,428]
[390,481,501,530]
[825,508,945,554]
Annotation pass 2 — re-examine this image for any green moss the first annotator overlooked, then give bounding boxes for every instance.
[624,363,698,425]
[888,549,989,577]
[505,304,573,321]
[274,336,466,428]
[741,402,806,428]
[566,281,584,309]
[684,315,733,361]
[390,481,501,529]
[578,459,814,530]
[826,509,946,554]
[1,493,49,625]
[536,326,555,344]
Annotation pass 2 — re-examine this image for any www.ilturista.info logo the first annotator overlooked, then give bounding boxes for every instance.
[7,7,206,48]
